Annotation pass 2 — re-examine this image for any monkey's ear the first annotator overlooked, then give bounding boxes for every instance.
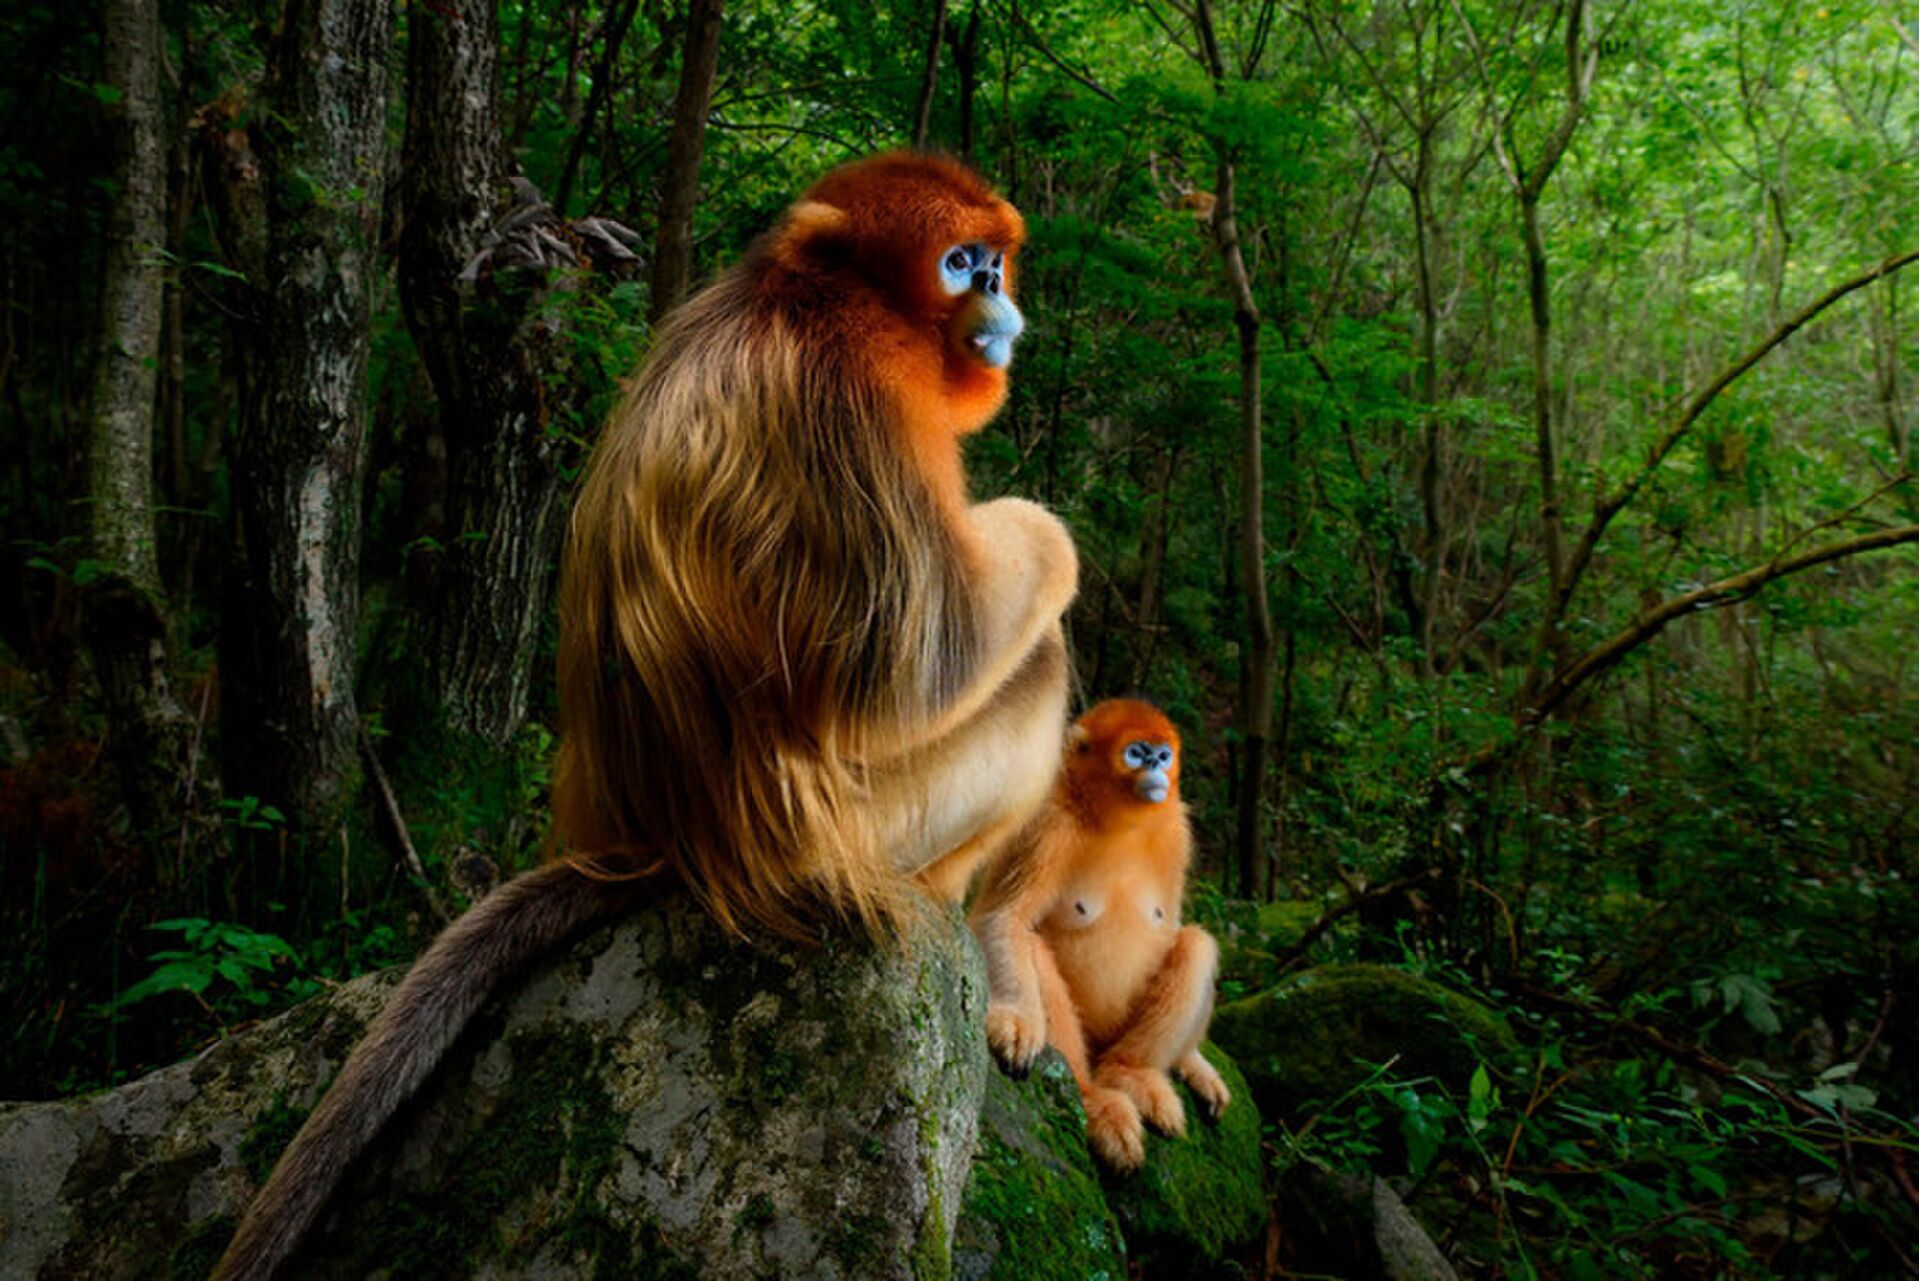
[776,200,851,261]
[1067,724,1091,754]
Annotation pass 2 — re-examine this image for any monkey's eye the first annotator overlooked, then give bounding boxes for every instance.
[938,243,982,296]
[1123,742,1151,768]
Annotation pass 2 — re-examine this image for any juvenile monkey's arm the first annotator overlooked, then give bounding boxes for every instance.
[970,817,1071,1072]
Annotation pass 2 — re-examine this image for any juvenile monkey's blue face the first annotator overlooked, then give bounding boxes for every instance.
[1122,740,1176,804]
[939,241,1024,369]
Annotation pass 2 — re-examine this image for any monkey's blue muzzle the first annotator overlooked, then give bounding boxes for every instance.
[965,292,1025,369]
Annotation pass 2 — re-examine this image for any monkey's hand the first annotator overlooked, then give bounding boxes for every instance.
[1176,1049,1231,1122]
[984,1002,1046,1077]
[920,498,1076,744]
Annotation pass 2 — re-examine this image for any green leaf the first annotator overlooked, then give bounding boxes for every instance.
[1689,1163,1727,1197]
[1397,1088,1446,1176]
[1468,1064,1496,1134]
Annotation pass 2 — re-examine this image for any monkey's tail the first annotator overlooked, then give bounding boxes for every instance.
[211,861,647,1281]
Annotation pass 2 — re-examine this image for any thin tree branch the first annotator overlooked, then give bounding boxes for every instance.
[553,0,639,217]
[358,724,451,924]
[1528,525,1918,725]
[1558,250,1919,610]
[910,0,948,147]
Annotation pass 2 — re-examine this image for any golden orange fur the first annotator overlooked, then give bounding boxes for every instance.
[972,699,1230,1171]
[551,152,1067,943]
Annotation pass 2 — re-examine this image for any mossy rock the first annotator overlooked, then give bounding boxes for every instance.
[952,1053,1126,1281]
[0,893,989,1281]
[1214,898,1342,997]
[1255,900,1323,952]
[954,1043,1265,1281]
[1102,1042,1266,1278]
[1211,964,1516,1121]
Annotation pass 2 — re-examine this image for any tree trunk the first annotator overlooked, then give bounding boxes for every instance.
[1521,189,1562,609]
[1409,141,1443,679]
[220,0,392,836]
[947,4,981,163]
[1129,444,1178,690]
[649,0,725,322]
[397,0,572,747]
[1213,155,1274,900]
[1193,0,1275,899]
[552,0,639,217]
[911,0,948,148]
[83,0,212,853]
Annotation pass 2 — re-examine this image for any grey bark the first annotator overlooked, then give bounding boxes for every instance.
[83,0,213,851]
[219,0,392,833]
[398,0,574,746]
[87,0,166,603]
[649,0,725,322]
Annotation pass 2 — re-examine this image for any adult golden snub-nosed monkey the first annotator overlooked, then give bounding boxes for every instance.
[213,152,1075,1281]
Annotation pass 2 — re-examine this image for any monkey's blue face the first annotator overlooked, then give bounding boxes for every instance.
[939,241,1024,369]
[1122,740,1176,804]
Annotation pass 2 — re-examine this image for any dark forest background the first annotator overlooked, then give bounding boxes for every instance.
[1,0,1914,1273]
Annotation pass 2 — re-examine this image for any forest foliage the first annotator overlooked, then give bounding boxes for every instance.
[0,0,1914,1274]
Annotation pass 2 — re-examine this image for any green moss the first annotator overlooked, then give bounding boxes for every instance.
[913,1171,951,1281]
[953,1059,1126,1281]
[733,1194,776,1242]
[238,1092,311,1185]
[162,1214,235,1281]
[1255,900,1323,951]
[826,1210,889,1269]
[1211,963,1519,1122]
[1103,1043,1266,1276]
[308,1026,658,1277]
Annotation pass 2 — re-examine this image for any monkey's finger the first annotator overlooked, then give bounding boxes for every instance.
[985,1006,1045,1077]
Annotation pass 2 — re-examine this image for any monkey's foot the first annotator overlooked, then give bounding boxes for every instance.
[985,1004,1045,1076]
[1176,1050,1231,1121]
[1083,1086,1145,1172]
[1097,1063,1185,1137]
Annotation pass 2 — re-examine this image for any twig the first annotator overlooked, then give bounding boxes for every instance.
[1510,981,1826,1122]
[1271,868,1444,971]
[173,676,213,884]
[356,724,451,924]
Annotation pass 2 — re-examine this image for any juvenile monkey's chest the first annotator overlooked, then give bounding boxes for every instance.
[1038,836,1180,1044]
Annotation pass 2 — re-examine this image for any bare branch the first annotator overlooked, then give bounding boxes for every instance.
[1529,525,1918,725]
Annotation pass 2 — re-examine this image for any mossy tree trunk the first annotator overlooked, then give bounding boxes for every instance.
[83,0,215,857]
[219,0,392,844]
[396,0,572,747]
